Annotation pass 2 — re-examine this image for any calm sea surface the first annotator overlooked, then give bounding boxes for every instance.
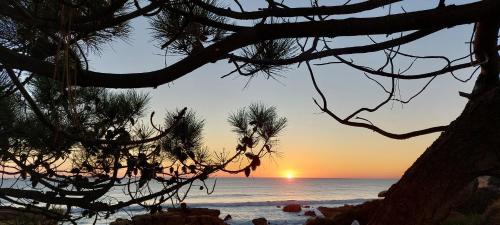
[75,178,396,225]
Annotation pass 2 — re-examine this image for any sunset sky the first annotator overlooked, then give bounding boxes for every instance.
[89,1,476,178]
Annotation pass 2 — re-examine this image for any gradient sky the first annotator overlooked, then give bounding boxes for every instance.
[88,1,477,178]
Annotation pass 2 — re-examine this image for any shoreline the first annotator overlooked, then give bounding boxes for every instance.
[108,203,330,225]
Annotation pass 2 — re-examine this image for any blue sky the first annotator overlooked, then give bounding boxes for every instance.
[88,0,478,178]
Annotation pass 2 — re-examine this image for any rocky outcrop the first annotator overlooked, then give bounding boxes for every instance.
[110,208,225,225]
[305,217,334,225]
[377,190,387,198]
[308,177,500,225]
[308,200,381,225]
[167,208,220,217]
[482,199,500,225]
[0,208,59,225]
[317,205,354,218]
[455,187,500,215]
[283,204,301,212]
[304,210,317,217]
[252,217,268,225]
[223,214,232,221]
[478,176,491,189]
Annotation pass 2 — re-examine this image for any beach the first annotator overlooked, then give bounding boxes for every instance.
[78,178,395,225]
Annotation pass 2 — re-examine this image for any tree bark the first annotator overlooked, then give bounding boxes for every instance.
[369,86,500,225]
[368,20,500,225]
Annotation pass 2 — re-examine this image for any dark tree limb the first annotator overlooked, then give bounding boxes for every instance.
[1,0,499,88]
[306,60,447,140]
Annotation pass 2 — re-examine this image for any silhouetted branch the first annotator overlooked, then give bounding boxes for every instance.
[306,60,447,139]
[1,0,499,87]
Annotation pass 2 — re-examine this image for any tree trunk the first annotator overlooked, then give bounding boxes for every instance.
[368,86,500,225]
[368,20,500,225]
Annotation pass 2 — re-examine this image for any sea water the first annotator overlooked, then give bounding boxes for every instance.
[75,178,396,225]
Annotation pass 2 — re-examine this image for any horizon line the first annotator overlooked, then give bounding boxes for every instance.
[213,176,400,180]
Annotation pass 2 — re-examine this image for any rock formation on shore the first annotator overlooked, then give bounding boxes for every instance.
[0,208,60,225]
[223,214,232,221]
[304,210,317,217]
[283,204,302,213]
[307,176,500,225]
[110,208,226,225]
[252,217,268,225]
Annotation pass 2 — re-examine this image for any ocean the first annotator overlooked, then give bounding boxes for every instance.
[76,178,396,225]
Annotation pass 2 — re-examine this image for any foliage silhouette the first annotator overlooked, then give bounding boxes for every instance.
[0,76,286,223]
[1,1,500,225]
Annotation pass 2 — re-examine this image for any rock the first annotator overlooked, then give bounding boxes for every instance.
[441,210,473,225]
[304,205,311,208]
[110,208,226,225]
[377,190,387,198]
[276,206,281,208]
[446,180,500,225]
[456,187,500,214]
[252,217,268,225]
[187,215,225,225]
[488,176,500,188]
[0,208,59,225]
[311,200,381,225]
[305,217,334,225]
[223,214,232,221]
[0,209,17,221]
[483,199,500,225]
[445,210,465,221]
[304,210,316,217]
[283,204,302,212]
[318,205,354,218]
[167,207,221,217]
[110,218,129,225]
[478,176,491,188]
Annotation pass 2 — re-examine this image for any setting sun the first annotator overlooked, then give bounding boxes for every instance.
[284,170,295,179]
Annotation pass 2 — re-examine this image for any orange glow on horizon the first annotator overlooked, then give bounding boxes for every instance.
[210,133,438,179]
